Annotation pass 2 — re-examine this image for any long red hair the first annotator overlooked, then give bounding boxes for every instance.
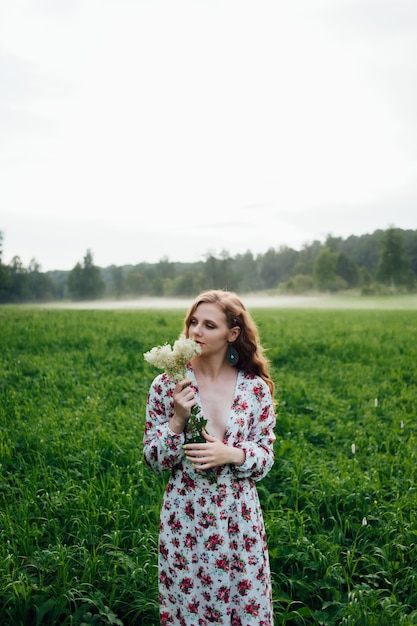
[183,289,275,397]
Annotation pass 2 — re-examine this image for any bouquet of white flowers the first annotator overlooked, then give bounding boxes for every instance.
[144,335,207,443]
[144,335,201,382]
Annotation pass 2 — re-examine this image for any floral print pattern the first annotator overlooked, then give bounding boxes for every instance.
[144,366,276,625]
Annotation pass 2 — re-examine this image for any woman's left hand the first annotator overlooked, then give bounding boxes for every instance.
[184,430,245,470]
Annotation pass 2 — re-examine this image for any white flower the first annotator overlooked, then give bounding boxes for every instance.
[351,443,356,455]
[362,517,368,526]
[144,335,201,382]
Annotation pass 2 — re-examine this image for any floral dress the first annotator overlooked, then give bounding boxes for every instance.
[143,366,276,626]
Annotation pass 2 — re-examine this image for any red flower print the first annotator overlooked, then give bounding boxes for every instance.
[159,571,174,589]
[231,609,243,626]
[175,608,186,626]
[245,598,260,616]
[185,532,197,549]
[215,553,230,572]
[159,541,169,559]
[228,520,239,535]
[204,606,222,622]
[188,600,200,614]
[216,586,230,602]
[161,457,174,470]
[184,501,195,520]
[253,385,263,400]
[204,533,224,551]
[200,511,216,528]
[237,579,253,596]
[167,513,182,532]
[257,565,267,582]
[179,577,194,594]
[182,472,196,490]
[231,554,246,572]
[242,534,257,552]
[260,405,269,421]
[231,480,244,498]
[197,567,213,586]
[241,502,251,521]
[160,610,174,624]
[211,488,227,507]
[173,552,188,570]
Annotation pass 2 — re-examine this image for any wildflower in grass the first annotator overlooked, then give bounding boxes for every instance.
[362,517,368,526]
[351,443,356,454]
[400,420,404,429]
[374,398,378,407]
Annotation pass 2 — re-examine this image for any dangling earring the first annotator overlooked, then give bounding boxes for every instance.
[226,343,239,366]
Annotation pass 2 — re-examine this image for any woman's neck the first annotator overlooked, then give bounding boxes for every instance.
[190,356,233,382]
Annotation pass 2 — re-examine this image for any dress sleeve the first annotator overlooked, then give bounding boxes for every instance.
[143,374,186,473]
[231,377,276,482]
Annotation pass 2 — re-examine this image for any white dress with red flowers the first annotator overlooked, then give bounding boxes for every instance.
[143,366,276,626]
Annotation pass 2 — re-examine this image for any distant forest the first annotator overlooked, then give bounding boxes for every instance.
[0,227,416,303]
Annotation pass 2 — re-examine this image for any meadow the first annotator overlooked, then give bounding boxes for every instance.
[0,304,416,625]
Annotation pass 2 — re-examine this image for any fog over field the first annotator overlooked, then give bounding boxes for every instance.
[42,294,417,311]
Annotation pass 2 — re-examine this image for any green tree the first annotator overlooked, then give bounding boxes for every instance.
[67,250,104,300]
[376,228,414,290]
[170,270,205,296]
[336,253,359,288]
[203,251,237,290]
[233,251,259,292]
[125,270,151,295]
[0,231,11,302]
[313,247,340,291]
[292,240,323,277]
[110,265,125,298]
[27,259,54,301]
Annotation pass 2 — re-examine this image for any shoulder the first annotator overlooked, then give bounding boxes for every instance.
[239,371,271,399]
[149,372,175,394]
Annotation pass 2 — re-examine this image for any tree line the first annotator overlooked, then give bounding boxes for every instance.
[0,227,416,303]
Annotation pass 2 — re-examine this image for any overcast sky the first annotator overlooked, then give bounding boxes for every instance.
[1,0,416,271]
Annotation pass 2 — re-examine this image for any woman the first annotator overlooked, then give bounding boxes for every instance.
[143,290,276,625]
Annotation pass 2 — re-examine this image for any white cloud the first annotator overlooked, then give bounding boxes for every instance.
[1,0,416,270]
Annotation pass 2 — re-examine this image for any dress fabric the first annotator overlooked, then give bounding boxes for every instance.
[143,366,276,626]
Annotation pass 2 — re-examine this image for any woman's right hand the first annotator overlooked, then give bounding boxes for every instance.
[169,379,195,434]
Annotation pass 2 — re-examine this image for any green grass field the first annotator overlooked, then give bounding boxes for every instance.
[1,305,416,625]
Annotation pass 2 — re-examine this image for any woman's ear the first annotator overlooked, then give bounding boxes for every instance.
[228,326,241,342]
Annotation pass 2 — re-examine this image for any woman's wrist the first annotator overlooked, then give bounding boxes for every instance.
[230,446,245,467]
[169,414,187,434]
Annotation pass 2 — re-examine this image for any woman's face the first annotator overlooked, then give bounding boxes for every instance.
[187,302,239,358]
